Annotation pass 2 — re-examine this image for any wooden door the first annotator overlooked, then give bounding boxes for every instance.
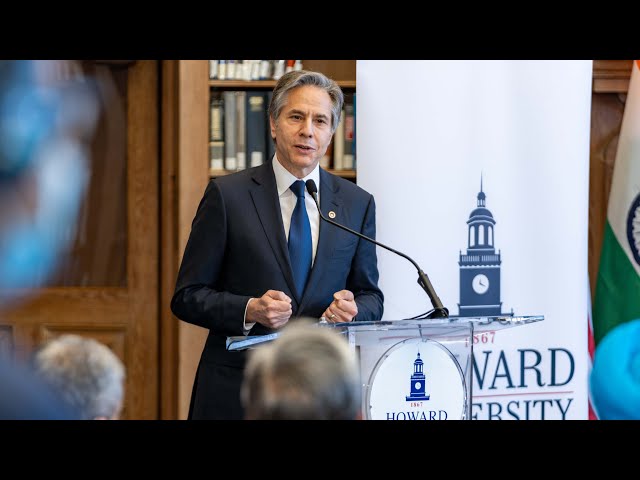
[0,60,159,420]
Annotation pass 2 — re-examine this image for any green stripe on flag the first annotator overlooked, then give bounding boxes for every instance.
[593,222,640,345]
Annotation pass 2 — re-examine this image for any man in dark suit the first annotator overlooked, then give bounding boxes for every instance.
[171,70,384,420]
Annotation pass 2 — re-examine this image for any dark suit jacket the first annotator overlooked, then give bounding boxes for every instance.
[171,161,383,419]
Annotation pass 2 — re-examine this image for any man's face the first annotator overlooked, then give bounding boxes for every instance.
[270,85,334,178]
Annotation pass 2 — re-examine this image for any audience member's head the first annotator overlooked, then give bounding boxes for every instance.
[590,318,640,420]
[33,334,125,420]
[241,319,361,420]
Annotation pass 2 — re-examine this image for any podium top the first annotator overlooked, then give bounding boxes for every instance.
[325,315,544,346]
[226,315,543,350]
[326,314,543,333]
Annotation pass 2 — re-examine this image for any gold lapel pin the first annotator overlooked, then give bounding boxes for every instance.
[328,211,336,219]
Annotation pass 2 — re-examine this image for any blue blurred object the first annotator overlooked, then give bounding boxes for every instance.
[0,61,61,181]
[0,60,97,301]
[590,318,640,420]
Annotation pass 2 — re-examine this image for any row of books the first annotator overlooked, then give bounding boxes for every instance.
[209,90,356,173]
[209,60,303,82]
[328,92,356,171]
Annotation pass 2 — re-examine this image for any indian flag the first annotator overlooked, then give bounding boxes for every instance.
[593,60,640,346]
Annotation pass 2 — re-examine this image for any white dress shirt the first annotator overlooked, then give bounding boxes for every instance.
[272,154,320,263]
[244,156,321,332]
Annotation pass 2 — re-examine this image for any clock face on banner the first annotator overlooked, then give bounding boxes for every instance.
[472,273,489,294]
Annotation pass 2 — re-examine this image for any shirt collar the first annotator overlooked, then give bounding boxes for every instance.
[272,155,320,197]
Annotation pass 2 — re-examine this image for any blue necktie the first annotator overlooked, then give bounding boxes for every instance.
[288,180,312,297]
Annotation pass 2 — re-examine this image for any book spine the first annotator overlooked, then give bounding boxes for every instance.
[333,109,345,170]
[236,91,246,170]
[320,141,332,169]
[246,91,267,168]
[209,94,224,171]
[209,60,218,80]
[218,60,227,80]
[226,60,237,80]
[222,91,237,171]
[266,91,275,163]
[342,95,354,169]
[352,92,357,170]
[259,60,271,80]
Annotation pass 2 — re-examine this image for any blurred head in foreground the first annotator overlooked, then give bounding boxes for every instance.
[0,60,98,306]
[33,334,125,420]
[241,320,361,420]
[590,318,640,420]
[0,359,79,419]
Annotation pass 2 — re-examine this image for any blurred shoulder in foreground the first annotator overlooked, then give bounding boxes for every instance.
[590,318,640,420]
[0,359,78,419]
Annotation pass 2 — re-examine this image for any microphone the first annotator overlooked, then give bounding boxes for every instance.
[305,179,448,319]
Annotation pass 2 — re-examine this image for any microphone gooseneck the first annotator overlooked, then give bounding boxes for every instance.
[305,179,448,319]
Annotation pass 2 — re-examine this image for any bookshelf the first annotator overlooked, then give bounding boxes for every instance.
[207,60,357,181]
[209,80,357,89]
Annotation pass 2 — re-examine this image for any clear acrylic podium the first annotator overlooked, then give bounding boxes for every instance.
[326,315,543,420]
[226,315,543,420]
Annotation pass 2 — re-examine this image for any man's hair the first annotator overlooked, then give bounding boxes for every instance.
[241,320,361,420]
[32,334,125,420]
[268,70,344,135]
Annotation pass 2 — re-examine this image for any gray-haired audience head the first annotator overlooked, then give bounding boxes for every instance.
[268,70,344,136]
[33,334,125,420]
[241,319,361,420]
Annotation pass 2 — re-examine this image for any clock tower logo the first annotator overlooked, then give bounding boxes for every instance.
[458,177,511,317]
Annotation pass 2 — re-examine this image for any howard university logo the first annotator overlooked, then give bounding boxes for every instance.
[406,353,430,401]
[367,339,466,420]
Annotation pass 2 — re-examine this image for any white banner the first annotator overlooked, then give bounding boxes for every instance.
[357,60,592,419]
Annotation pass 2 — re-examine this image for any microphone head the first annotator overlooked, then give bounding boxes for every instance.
[305,179,318,195]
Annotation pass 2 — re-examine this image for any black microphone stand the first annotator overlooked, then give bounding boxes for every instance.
[306,180,448,319]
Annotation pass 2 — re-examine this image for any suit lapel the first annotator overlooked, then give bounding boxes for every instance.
[298,169,342,312]
[249,163,298,301]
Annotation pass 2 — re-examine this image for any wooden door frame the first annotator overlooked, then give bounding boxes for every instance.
[160,60,180,420]
[127,60,160,419]
[160,60,209,419]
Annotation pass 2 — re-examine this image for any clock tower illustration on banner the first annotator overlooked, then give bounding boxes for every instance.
[458,177,512,317]
[405,352,430,401]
